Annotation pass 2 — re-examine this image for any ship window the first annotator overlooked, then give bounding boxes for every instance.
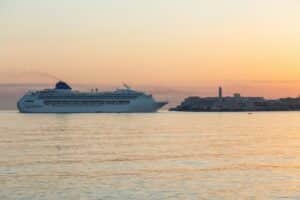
[44,99,130,106]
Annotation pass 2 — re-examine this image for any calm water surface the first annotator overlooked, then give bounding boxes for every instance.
[1,111,300,199]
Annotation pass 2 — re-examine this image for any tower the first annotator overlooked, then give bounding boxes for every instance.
[218,86,223,99]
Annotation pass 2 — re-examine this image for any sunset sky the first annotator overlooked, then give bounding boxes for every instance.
[1,0,300,98]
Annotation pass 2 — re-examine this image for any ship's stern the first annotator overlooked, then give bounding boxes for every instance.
[17,95,27,113]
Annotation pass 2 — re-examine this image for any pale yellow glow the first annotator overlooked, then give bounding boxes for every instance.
[1,0,300,98]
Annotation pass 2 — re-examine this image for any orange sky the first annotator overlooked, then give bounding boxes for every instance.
[1,0,300,98]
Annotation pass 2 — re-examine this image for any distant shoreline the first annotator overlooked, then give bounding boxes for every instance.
[170,87,300,112]
[169,109,300,112]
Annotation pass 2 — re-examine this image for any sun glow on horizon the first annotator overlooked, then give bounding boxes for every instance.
[1,0,300,98]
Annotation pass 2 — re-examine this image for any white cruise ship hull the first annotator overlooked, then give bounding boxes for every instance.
[18,97,167,113]
[17,81,167,113]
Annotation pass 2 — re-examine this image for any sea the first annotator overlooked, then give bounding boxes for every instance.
[1,110,300,199]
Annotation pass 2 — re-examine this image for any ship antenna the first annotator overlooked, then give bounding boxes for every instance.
[123,83,131,90]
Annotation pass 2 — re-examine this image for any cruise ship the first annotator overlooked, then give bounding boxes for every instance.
[17,81,167,113]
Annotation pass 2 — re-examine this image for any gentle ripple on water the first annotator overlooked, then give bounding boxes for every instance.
[1,111,300,199]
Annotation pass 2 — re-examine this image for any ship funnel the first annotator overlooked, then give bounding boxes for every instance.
[55,81,72,90]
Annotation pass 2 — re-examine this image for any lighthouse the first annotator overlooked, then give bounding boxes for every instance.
[218,86,223,99]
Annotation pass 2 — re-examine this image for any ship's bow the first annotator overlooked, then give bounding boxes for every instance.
[155,101,168,111]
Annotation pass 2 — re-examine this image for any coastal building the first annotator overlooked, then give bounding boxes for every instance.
[170,87,300,112]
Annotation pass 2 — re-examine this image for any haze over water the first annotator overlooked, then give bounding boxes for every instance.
[1,111,300,199]
[2,0,300,99]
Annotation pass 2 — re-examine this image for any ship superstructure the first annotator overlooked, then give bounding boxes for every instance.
[17,81,167,113]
